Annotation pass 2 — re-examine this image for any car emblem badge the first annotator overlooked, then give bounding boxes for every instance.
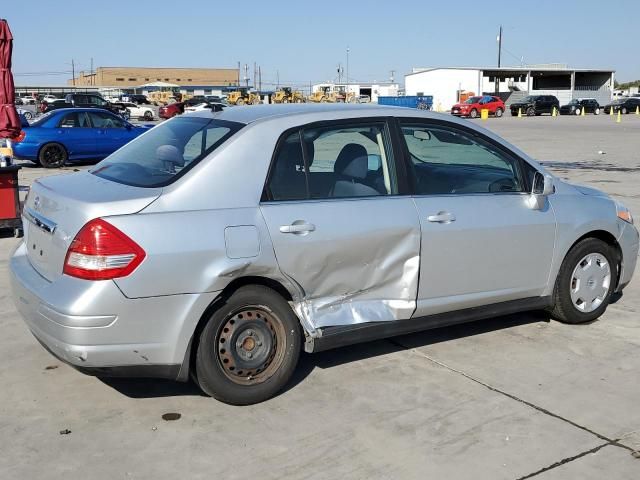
[33,196,41,211]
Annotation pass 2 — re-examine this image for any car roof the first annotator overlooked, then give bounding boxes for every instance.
[46,107,117,114]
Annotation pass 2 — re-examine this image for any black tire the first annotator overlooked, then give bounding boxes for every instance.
[38,142,68,168]
[195,285,302,405]
[550,238,616,324]
[469,108,478,119]
[143,110,153,120]
[495,107,503,118]
[526,106,535,116]
[23,111,33,120]
[622,107,628,114]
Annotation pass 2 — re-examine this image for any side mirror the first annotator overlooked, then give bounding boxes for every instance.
[528,171,554,209]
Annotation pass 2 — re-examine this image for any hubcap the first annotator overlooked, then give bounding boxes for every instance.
[217,307,285,385]
[569,253,611,313]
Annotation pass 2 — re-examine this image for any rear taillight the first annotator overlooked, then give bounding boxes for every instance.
[13,130,26,143]
[63,218,145,280]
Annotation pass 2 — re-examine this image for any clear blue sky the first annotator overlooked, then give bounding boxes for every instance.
[6,0,639,88]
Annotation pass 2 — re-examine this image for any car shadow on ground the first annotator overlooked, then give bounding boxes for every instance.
[100,311,548,400]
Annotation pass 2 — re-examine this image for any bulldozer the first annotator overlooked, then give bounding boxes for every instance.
[147,88,191,106]
[227,88,262,106]
[307,86,337,103]
[271,87,305,104]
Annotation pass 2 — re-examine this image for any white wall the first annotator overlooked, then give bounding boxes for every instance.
[405,69,481,110]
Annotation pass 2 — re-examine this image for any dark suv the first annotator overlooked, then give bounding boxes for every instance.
[42,93,124,116]
[559,98,600,115]
[124,94,150,104]
[510,95,560,116]
[604,97,640,115]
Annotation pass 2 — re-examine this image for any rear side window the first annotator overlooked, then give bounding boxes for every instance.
[266,122,397,201]
[91,117,243,187]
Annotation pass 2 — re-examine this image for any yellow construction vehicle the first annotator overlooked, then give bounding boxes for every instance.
[271,87,305,104]
[307,86,335,103]
[227,88,262,105]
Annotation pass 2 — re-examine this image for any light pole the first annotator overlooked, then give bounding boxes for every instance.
[495,26,502,94]
[346,46,350,91]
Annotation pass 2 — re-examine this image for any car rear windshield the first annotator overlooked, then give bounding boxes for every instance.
[91,117,243,187]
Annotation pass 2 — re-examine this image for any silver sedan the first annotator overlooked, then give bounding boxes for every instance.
[10,104,639,405]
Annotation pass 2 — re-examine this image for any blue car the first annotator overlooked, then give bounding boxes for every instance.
[12,108,152,168]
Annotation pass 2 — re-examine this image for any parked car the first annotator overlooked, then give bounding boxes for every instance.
[183,102,226,113]
[159,102,184,119]
[11,108,151,168]
[18,96,36,105]
[603,97,640,114]
[451,95,505,118]
[123,94,150,105]
[559,98,601,115]
[40,99,68,113]
[16,108,34,120]
[41,94,59,103]
[42,93,126,117]
[510,95,560,116]
[119,101,155,120]
[183,96,208,107]
[10,105,638,405]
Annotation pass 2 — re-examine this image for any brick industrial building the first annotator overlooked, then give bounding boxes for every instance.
[68,66,240,88]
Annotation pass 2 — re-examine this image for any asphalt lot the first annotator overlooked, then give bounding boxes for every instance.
[1,113,639,479]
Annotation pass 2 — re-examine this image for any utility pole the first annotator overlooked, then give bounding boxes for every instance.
[276,70,280,89]
[390,70,395,84]
[90,57,93,86]
[495,25,502,94]
[244,64,249,88]
[258,66,262,93]
[237,61,241,87]
[71,59,75,87]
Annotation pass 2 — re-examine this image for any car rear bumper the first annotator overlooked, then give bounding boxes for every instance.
[10,242,218,379]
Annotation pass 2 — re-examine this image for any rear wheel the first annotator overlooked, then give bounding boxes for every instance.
[38,143,68,168]
[143,110,153,120]
[550,238,616,324]
[575,108,581,116]
[23,111,33,120]
[595,107,601,115]
[526,106,535,116]
[495,107,503,118]
[195,285,302,405]
[469,108,478,119]
[236,98,245,106]
[622,107,628,114]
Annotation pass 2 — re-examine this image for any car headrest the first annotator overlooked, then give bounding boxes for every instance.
[335,143,368,179]
[156,144,185,167]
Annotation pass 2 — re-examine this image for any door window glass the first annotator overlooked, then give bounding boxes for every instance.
[89,111,124,129]
[401,123,522,195]
[267,122,397,201]
[305,123,396,199]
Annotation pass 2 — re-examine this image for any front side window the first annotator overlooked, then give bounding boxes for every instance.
[92,117,242,187]
[266,122,397,201]
[401,123,523,195]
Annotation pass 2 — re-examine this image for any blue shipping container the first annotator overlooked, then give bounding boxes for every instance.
[377,96,433,110]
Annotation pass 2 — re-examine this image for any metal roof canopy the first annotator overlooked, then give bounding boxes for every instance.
[408,66,615,77]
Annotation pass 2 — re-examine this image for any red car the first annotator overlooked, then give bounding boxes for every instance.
[158,102,184,119]
[451,95,505,118]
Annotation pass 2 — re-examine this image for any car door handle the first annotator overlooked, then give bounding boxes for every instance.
[427,212,456,223]
[279,223,316,234]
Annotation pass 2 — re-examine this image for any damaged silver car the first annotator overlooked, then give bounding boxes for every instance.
[11,104,639,405]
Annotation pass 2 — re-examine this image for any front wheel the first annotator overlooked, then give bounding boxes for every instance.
[595,107,600,115]
[143,110,153,120]
[526,106,535,116]
[550,238,616,324]
[574,108,581,116]
[38,142,68,168]
[195,285,302,405]
[622,107,628,114]
[495,107,503,117]
[469,108,478,118]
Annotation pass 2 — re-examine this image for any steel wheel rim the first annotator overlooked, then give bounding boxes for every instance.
[216,306,286,386]
[43,145,64,166]
[569,253,611,313]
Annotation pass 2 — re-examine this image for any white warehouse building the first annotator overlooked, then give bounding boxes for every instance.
[405,66,615,111]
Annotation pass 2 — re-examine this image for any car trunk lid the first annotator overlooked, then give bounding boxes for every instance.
[23,171,161,282]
